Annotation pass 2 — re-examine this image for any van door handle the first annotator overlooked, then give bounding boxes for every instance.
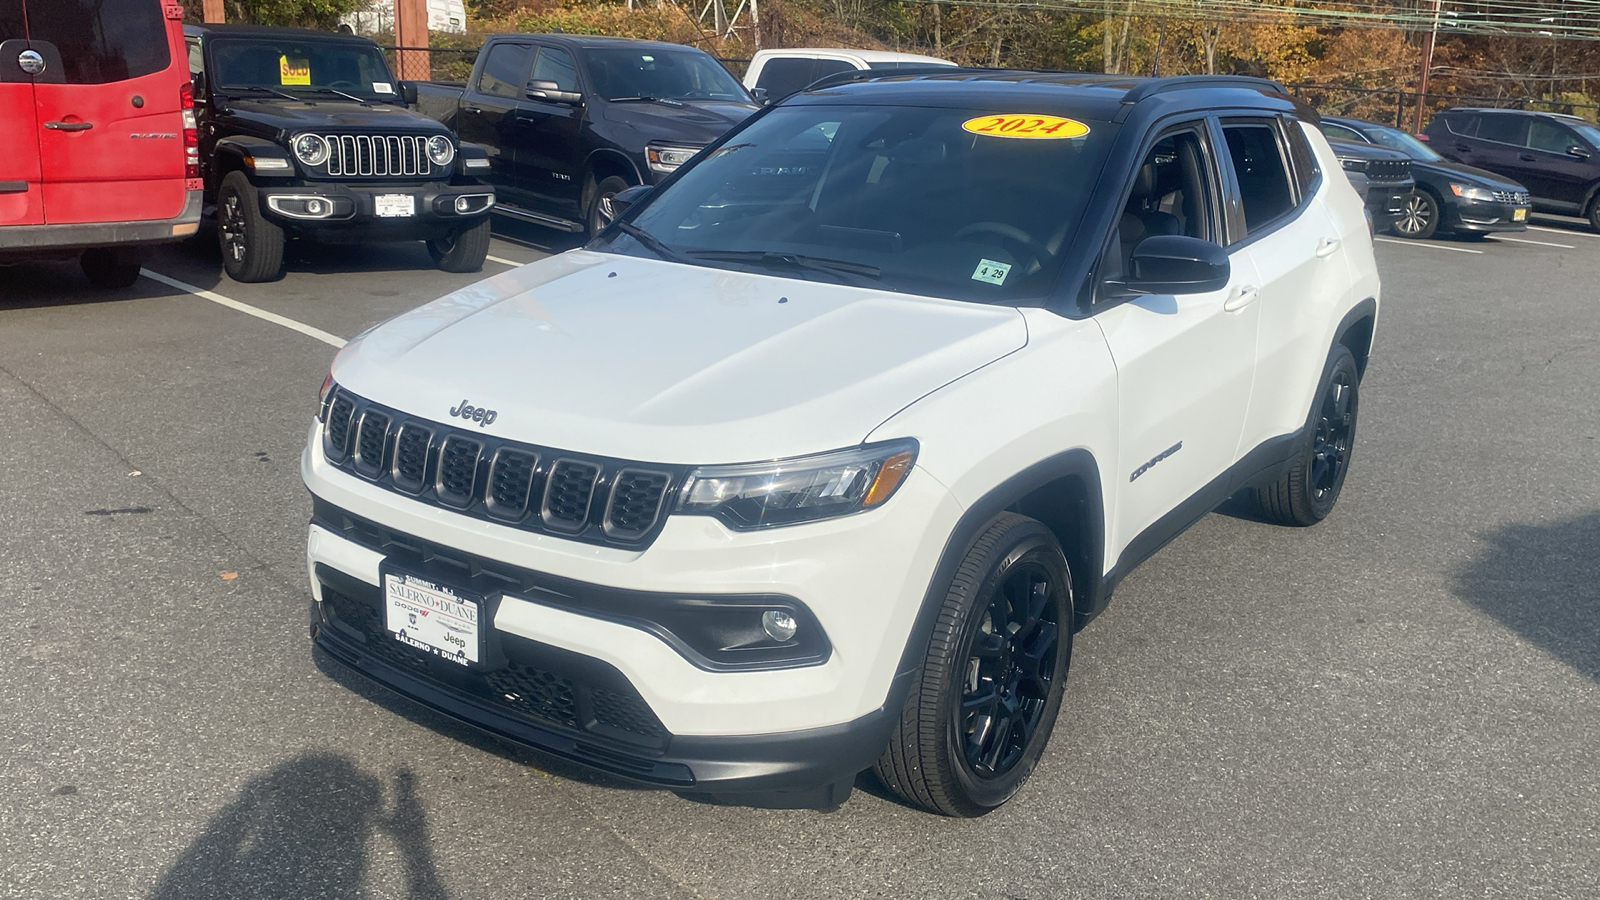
[1223,284,1259,312]
[44,120,93,131]
[1315,237,1341,258]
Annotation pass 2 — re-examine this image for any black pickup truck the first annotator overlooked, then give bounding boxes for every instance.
[412,34,758,236]
[186,24,496,282]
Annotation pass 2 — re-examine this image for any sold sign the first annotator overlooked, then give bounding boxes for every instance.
[962,114,1091,139]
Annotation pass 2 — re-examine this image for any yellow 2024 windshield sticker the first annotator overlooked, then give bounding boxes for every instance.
[279,56,311,86]
[962,114,1091,139]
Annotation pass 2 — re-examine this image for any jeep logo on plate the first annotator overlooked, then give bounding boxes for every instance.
[448,399,497,427]
[18,50,45,76]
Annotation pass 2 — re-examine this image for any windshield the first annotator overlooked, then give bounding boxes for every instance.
[210,37,399,100]
[583,47,748,102]
[1363,123,1443,161]
[609,104,1118,304]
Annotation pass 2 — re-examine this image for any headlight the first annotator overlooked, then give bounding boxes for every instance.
[1451,183,1496,203]
[678,441,917,530]
[426,135,455,167]
[646,143,700,175]
[291,133,330,167]
[1340,158,1368,173]
[317,374,336,422]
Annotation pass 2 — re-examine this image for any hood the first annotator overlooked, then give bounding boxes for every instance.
[333,252,1027,464]
[1327,138,1410,162]
[1413,158,1528,192]
[600,99,759,145]
[222,98,450,135]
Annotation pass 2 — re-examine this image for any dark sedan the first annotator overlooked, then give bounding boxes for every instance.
[1322,115,1531,240]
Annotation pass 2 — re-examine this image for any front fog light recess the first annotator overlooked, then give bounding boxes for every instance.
[306,198,327,215]
[762,610,798,643]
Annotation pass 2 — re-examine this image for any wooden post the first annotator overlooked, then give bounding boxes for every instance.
[394,0,430,81]
[202,0,224,22]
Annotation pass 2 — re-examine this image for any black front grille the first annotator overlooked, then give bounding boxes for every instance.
[320,388,684,548]
[1365,159,1411,183]
[316,574,669,751]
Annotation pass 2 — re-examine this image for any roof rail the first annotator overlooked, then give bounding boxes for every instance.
[1120,75,1287,105]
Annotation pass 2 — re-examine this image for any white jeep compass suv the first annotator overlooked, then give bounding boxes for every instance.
[302,71,1380,816]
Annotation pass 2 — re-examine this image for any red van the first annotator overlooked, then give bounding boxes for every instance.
[0,0,200,287]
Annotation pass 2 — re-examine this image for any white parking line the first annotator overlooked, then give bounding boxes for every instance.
[1373,237,1484,254]
[140,269,347,348]
[1528,224,1600,239]
[1488,235,1577,249]
[486,255,524,267]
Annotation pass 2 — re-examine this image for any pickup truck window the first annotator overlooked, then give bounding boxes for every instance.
[530,46,579,93]
[618,103,1117,305]
[584,47,746,102]
[211,37,395,98]
[757,58,853,100]
[29,0,170,84]
[477,43,533,99]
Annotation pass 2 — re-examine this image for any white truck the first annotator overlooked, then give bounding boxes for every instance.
[742,47,955,101]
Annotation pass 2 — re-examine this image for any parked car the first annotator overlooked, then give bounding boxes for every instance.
[742,48,956,102]
[303,72,1378,816]
[1325,138,1414,234]
[1424,107,1600,231]
[1321,115,1530,240]
[0,0,200,288]
[411,34,759,236]
[185,24,496,283]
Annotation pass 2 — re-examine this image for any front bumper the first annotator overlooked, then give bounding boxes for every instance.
[259,182,493,241]
[1365,182,1411,230]
[0,189,201,258]
[1449,197,1531,233]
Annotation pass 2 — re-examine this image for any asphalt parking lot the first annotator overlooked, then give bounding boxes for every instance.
[2,214,1597,899]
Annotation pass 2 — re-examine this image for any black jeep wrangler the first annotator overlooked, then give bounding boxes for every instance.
[185,24,495,282]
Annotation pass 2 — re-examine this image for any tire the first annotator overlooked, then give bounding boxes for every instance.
[1587,196,1600,233]
[586,175,631,237]
[1253,344,1360,526]
[1391,189,1439,240]
[427,216,492,273]
[874,513,1074,817]
[217,170,284,283]
[79,247,145,289]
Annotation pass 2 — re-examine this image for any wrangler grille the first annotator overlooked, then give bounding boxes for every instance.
[324,134,435,177]
[320,389,683,548]
[1494,189,1531,206]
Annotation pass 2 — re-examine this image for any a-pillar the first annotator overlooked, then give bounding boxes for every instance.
[393,0,431,81]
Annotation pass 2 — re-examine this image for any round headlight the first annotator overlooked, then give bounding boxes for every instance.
[291,133,330,167]
[426,135,455,167]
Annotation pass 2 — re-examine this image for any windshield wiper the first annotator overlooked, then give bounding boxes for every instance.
[613,220,691,265]
[688,250,882,281]
[226,85,301,102]
[608,96,685,107]
[292,86,374,105]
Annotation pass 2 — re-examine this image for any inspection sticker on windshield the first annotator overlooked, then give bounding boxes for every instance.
[279,56,311,86]
[373,82,395,94]
[973,259,1012,285]
[962,114,1091,140]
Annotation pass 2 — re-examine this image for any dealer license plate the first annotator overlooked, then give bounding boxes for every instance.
[1513,207,1528,223]
[383,570,480,666]
[374,194,415,218]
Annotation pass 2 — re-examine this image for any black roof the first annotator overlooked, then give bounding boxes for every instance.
[788,69,1310,123]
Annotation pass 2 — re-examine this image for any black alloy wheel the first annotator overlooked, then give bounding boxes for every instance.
[587,175,631,237]
[1253,344,1361,526]
[1392,189,1439,240]
[874,513,1073,817]
[217,171,284,283]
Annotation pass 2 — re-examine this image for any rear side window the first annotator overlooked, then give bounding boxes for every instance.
[1285,119,1322,197]
[530,46,578,93]
[1441,114,1478,137]
[0,0,23,45]
[1476,115,1527,145]
[477,43,532,99]
[1222,121,1296,236]
[27,0,171,84]
[756,58,820,98]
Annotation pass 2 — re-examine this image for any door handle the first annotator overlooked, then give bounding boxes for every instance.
[1223,284,1259,312]
[44,120,93,132]
[463,106,483,115]
[1519,153,1536,162]
[1454,144,1470,153]
[1315,237,1342,258]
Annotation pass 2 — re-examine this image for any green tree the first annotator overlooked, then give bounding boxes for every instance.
[182,0,368,28]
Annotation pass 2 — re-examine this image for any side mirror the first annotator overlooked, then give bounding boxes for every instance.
[190,71,207,99]
[610,183,653,218]
[1107,235,1230,296]
[527,80,582,105]
[399,80,418,106]
[751,86,770,105]
[1568,145,1591,159]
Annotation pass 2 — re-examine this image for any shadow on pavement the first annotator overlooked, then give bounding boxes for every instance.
[148,753,448,900]
[1453,511,1600,682]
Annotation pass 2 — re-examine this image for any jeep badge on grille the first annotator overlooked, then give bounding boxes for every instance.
[449,399,497,427]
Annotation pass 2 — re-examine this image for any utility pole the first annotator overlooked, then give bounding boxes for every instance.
[394,0,430,81]
[1413,0,1443,134]
[202,0,224,22]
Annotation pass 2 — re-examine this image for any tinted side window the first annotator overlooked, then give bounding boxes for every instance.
[755,58,819,99]
[1527,119,1576,154]
[1320,123,1364,142]
[0,0,23,41]
[530,46,578,93]
[1222,122,1296,236]
[1285,119,1322,198]
[813,59,855,80]
[28,0,170,84]
[1476,115,1527,145]
[477,43,532,99]
[1442,115,1478,137]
